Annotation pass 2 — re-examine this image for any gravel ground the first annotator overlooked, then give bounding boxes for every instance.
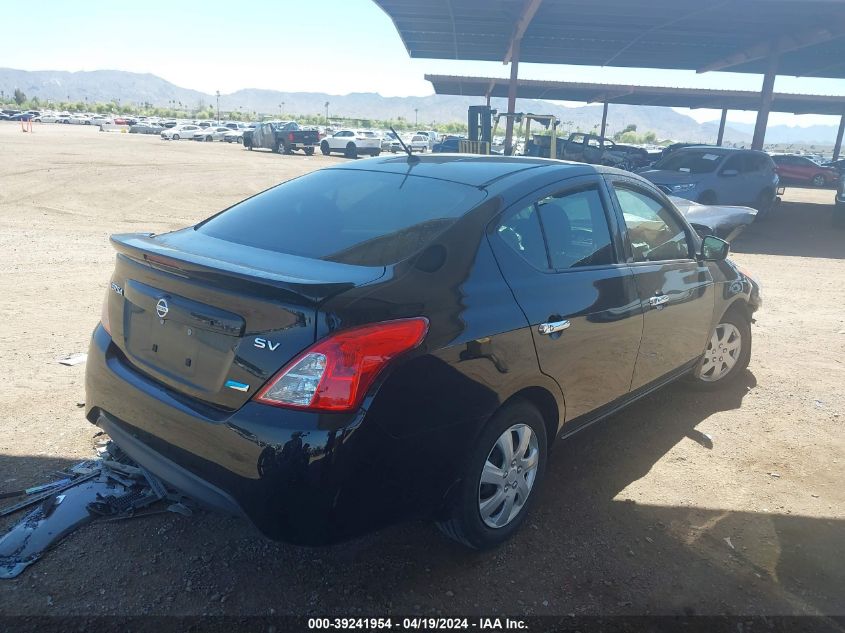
[0,123,842,617]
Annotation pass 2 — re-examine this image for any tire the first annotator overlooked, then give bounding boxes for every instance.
[275,141,284,154]
[205,135,212,142]
[345,142,357,159]
[320,141,330,156]
[172,134,180,140]
[698,191,717,205]
[687,310,752,390]
[812,174,826,187]
[373,151,381,157]
[236,137,243,145]
[436,400,547,549]
[754,188,774,219]
[305,147,315,156]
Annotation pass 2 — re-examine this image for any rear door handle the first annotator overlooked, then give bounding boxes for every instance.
[538,320,571,335]
[648,294,669,307]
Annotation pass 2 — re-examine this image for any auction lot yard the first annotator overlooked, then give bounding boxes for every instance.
[0,122,843,616]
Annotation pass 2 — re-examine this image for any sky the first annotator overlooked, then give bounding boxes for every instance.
[4,0,845,128]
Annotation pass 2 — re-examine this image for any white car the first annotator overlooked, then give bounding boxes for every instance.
[407,134,430,153]
[161,124,200,140]
[91,116,114,127]
[69,114,92,125]
[38,112,63,123]
[192,126,230,141]
[320,129,381,158]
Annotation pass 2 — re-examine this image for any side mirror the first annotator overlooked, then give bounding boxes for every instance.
[721,169,739,177]
[700,235,730,261]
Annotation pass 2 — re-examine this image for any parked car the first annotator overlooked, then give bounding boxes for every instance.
[640,147,778,211]
[407,134,430,153]
[822,158,845,173]
[243,121,319,155]
[613,144,653,170]
[432,136,467,153]
[192,126,230,142]
[381,131,404,153]
[671,196,758,242]
[129,122,164,135]
[161,124,200,140]
[557,133,633,169]
[86,155,760,549]
[91,116,114,127]
[320,129,382,158]
[69,114,92,125]
[223,129,246,144]
[770,154,839,187]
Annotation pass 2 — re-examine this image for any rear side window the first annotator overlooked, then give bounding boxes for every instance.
[197,170,486,266]
[497,185,615,271]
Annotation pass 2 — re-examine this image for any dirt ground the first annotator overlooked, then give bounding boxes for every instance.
[0,123,842,617]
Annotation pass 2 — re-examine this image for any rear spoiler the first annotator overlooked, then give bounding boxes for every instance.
[110,232,385,304]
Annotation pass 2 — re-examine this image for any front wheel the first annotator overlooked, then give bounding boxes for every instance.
[812,174,826,187]
[345,143,358,159]
[172,134,180,140]
[436,400,547,549]
[304,147,315,156]
[688,311,751,390]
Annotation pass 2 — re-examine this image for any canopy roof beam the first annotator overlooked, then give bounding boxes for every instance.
[504,0,543,64]
[698,20,845,73]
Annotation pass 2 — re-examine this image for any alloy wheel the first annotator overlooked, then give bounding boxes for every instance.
[699,323,742,382]
[478,424,539,528]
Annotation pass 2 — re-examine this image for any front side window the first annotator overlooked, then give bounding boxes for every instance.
[613,186,691,262]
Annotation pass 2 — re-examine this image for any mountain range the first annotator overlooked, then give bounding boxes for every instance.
[1,67,841,145]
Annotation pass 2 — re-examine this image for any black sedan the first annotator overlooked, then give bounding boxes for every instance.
[85,156,761,548]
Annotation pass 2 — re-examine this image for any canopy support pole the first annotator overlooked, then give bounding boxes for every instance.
[504,38,520,156]
[833,113,845,161]
[752,52,779,150]
[716,109,728,146]
[600,102,609,138]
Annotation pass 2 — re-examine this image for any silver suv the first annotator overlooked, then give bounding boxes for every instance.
[640,147,779,213]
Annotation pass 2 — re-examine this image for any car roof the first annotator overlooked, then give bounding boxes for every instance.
[325,154,597,187]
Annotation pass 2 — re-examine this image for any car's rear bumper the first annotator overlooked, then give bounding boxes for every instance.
[84,325,458,544]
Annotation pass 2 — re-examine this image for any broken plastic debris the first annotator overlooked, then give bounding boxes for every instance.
[768,472,781,478]
[724,537,735,550]
[57,353,87,366]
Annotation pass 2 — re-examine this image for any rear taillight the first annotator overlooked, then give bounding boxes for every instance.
[255,318,429,412]
[288,132,295,142]
[100,288,111,335]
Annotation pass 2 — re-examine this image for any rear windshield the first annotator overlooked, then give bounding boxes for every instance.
[653,150,725,174]
[196,169,486,266]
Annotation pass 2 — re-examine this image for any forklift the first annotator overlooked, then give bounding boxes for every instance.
[461,105,560,157]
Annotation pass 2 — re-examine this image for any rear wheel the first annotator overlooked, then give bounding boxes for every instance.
[172,134,180,140]
[205,135,212,142]
[436,400,547,549]
[320,141,330,155]
[373,150,381,157]
[812,174,826,187]
[755,188,774,219]
[688,311,751,390]
[276,141,285,154]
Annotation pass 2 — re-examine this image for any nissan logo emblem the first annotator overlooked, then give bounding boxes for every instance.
[156,298,169,319]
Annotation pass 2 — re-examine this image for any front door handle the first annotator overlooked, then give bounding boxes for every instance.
[648,294,670,307]
[538,320,571,335]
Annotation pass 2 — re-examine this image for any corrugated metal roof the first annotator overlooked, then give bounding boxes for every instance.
[375,0,845,79]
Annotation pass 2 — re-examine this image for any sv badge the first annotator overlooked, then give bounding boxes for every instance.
[254,337,280,351]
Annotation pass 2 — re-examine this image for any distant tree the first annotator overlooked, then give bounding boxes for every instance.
[13,88,26,105]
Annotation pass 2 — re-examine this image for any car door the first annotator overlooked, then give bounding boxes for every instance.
[488,176,644,423]
[715,153,748,205]
[605,176,715,390]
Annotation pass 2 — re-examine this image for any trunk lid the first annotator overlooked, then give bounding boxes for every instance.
[106,230,384,409]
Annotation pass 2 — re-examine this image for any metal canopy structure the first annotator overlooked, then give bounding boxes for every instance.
[374,0,845,77]
[375,0,845,153]
[426,75,845,116]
